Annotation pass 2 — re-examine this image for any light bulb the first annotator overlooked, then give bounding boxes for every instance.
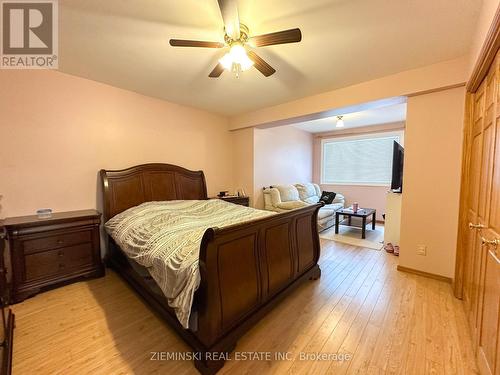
[229,44,247,61]
[239,53,254,71]
[218,44,254,73]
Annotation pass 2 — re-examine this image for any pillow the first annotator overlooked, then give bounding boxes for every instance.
[295,183,317,200]
[274,185,300,202]
[320,191,337,204]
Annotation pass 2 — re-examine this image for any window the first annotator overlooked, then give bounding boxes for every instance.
[321,132,402,186]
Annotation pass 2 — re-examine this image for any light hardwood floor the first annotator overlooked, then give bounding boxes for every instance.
[11,240,479,374]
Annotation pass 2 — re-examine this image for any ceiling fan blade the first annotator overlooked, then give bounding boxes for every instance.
[209,63,225,78]
[247,51,276,77]
[169,39,224,48]
[217,0,240,40]
[250,28,302,47]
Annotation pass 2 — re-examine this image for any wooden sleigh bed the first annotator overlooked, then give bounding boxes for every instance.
[100,163,322,374]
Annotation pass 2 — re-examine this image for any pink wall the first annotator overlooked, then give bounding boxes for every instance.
[253,126,313,208]
[312,123,405,221]
[0,70,233,218]
[399,86,465,278]
[319,185,388,221]
[231,128,255,204]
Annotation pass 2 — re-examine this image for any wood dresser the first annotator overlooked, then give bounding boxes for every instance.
[2,210,104,303]
[214,195,250,207]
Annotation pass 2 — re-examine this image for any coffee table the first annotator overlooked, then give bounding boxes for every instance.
[335,208,376,239]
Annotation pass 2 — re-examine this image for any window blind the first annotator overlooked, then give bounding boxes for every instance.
[321,134,400,185]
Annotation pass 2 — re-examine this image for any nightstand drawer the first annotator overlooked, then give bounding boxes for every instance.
[23,230,92,254]
[24,243,94,281]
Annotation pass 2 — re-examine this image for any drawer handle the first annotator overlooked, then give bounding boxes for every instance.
[59,263,65,269]
[58,250,64,257]
[57,240,64,245]
[469,222,486,230]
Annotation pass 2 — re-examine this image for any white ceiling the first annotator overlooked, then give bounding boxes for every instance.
[58,0,482,116]
[293,102,407,133]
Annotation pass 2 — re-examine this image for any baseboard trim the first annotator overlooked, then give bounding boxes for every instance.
[397,265,452,284]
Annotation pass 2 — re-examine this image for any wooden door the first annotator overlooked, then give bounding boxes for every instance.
[476,52,500,375]
[463,79,482,323]
[461,49,500,375]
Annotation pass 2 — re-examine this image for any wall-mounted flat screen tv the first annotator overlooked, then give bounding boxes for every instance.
[391,141,404,193]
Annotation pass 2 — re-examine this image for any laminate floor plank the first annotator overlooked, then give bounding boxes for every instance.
[11,240,478,375]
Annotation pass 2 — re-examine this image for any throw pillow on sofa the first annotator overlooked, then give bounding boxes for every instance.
[274,185,300,202]
[295,183,320,204]
[320,191,337,204]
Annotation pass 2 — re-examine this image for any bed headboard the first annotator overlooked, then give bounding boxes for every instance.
[100,163,208,221]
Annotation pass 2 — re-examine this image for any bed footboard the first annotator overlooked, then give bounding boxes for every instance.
[194,203,321,372]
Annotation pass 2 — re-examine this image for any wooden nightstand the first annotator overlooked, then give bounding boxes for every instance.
[214,196,250,207]
[2,209,104,303]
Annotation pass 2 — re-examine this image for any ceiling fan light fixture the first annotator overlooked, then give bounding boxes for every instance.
[218,43,254,74]
[336,116,345,128]
[171,3,302,78]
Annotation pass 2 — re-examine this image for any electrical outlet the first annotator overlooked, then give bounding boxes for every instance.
[417,245,427,256]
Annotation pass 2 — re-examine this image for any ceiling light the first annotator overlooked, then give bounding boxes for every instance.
[336,116,345,128]
[218,43,254,77]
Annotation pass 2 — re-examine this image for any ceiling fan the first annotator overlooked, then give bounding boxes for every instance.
[169,0,302,78]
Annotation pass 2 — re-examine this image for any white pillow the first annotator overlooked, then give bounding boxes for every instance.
[275,185,300,202]
[295,183,317,200]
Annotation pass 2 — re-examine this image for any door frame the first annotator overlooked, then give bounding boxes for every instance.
[454,6,500,299]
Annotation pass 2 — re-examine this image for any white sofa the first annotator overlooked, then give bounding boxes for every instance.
[263,183,345,231]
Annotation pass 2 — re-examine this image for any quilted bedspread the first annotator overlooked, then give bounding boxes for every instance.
[104,199,275,328]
